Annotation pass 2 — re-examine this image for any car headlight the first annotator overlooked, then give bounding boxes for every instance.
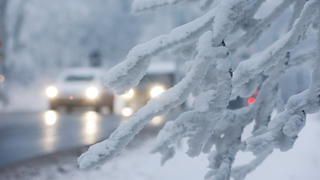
[121,107,133,117]
[150,116,163,126]
[86,87,99,99]
[150,85,165,98]
[121,89,134,99]
[46,86,58,98]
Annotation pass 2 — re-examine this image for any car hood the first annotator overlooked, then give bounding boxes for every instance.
[56,82,100,97]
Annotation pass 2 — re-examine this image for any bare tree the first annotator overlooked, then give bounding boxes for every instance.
[79,1,320,180]
[0,0,8,105]
[0,0,7,74]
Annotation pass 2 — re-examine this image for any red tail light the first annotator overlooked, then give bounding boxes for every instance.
[248,97,256,105]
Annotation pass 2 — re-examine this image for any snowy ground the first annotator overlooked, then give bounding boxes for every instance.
[0,83,47,113]
[1,113,320,180]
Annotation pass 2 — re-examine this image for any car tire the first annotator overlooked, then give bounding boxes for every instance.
[49,103,57,110]
[94,105,101,113]
[109,104,114,114]
[66,106,73,113]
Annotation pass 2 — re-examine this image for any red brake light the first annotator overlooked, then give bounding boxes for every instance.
[248,97,256,105]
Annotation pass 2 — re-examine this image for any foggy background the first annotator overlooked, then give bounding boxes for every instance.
[0,0,311,111]
[3,0,199,84]
[0,1,319,180]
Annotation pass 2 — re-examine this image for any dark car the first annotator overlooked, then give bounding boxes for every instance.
[114,62,176,125]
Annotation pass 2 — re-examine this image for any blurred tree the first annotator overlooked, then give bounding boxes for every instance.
[0,0,7,75]
[0,0,9,106]
[89,50,102,67]
[2,0,199,84]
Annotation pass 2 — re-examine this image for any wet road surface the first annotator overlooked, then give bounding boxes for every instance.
[0,110,121,167]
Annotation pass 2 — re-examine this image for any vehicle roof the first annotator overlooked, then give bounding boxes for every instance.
[60,67,105,76]
[147,61,176,74]
[59,63,176,79]
[57,67,106,83]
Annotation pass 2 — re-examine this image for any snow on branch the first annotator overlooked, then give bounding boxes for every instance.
[232,0,317,99]
[106,0,258,94]
[79,0,320,179]
[78,31,217,169]
[246,14,320,177]
[199,0,215,10]
[132,0,185,12]
[152,43,231,163]
[231,149,272,180]
[287,0,307,31]
[231,0,294,49]
[105,7,216,93]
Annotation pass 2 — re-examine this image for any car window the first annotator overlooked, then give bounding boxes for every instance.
[138,73,174,89]
[64,75,94,82]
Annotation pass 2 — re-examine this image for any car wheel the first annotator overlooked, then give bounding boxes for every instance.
[66,105,73,113]
[109,104,114,114]
[49,103,57,110]
[94,105,101,113]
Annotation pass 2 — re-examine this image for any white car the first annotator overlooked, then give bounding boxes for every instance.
[45,68,114,112]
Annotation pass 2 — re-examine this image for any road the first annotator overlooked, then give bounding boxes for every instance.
[0,110,121,167]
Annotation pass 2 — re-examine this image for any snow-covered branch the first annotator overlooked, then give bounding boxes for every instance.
[232,0,317,99]
[79,0,320,179]
[78,31,218,169]
[231,0,294,49]
[105,7,216,93]
[132,0,185,12]
[199,0,215,10]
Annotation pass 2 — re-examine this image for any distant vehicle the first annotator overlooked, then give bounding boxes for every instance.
[114,62,176,123]
[0,74,8,106]
[45,68,114,112]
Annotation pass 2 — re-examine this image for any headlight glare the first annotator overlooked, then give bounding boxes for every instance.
[86,87,99,99]
[150,85,165,98]
[121,89,134,99]
[44,110,58,126]
[46,86,58,98]
[121,107,133,117]
[150,116,163,126]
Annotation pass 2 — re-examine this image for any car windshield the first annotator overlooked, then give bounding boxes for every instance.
[138,73,174,89]
[64,75,94,82]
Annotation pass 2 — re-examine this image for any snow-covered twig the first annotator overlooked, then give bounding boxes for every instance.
[105,8,216,93]
[78,31,218,169]
[232,0,317,99]
[132,0,185,12]
[79,0,320,179]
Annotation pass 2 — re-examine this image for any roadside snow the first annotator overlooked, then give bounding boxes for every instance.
[2,88,46,113]
[0,83,47,113]
[239,113,320,180]
[1,113,320,180]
